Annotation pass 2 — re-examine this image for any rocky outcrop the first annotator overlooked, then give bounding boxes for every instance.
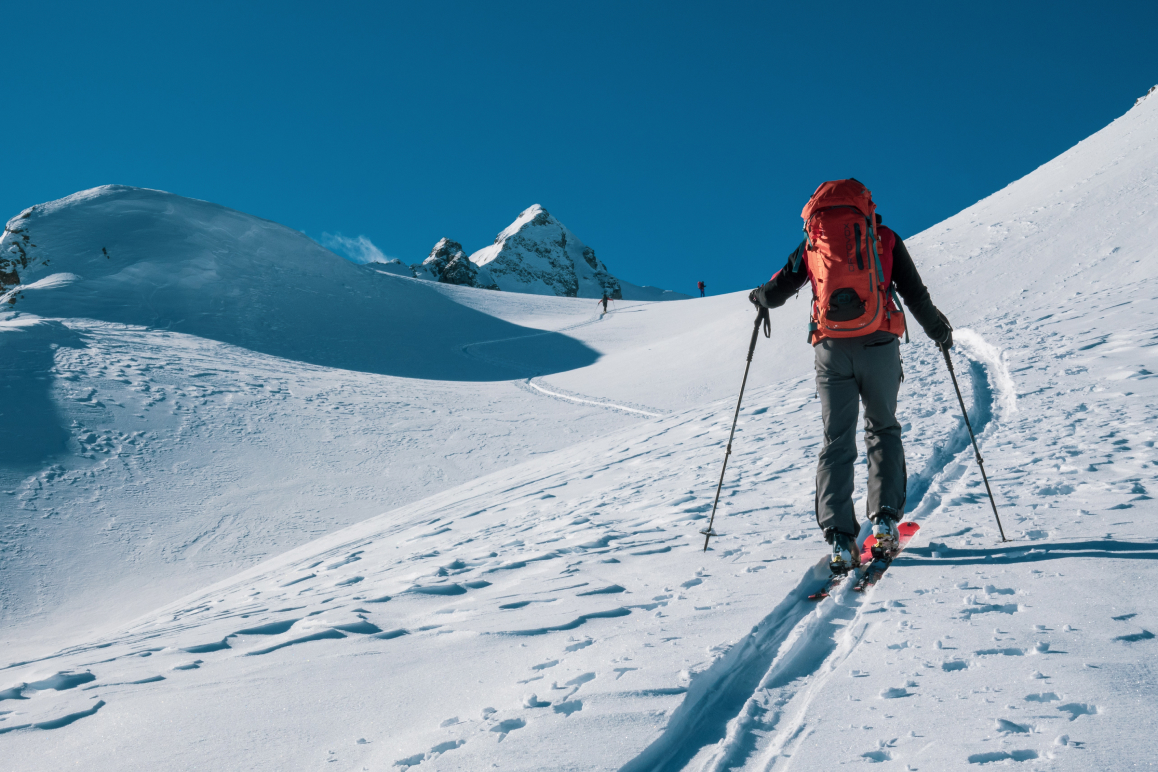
[412,238,499,290]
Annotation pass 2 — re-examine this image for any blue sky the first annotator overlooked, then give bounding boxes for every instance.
[5,1,1157,295]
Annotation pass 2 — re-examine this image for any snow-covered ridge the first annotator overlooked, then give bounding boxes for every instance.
[0,185,603,381]
[391,204,687,301]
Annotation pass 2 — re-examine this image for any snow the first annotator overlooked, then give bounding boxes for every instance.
[2,88,1158,770]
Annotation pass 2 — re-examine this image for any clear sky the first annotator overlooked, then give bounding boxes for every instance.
[5,0,1157,295]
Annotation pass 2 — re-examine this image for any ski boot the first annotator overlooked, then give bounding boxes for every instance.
[869,506,902,560]
[825,528,861,575]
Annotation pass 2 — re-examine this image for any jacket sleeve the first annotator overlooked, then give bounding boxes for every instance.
[752,240,809,308]
[891,235,950,341]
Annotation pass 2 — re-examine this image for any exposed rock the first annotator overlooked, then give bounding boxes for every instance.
[412,238,499,290]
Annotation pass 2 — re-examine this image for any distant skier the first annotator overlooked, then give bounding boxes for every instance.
[697,280,706,297]
[749,179,952,576]
[597,293,610,313]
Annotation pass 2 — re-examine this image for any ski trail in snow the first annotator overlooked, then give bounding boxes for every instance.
[905,330,1015,522]
[619,331,1013,772]
[526,380,663,417]
[732,333,1013,772]
[461,304,668,417]
[742,334,1015,772]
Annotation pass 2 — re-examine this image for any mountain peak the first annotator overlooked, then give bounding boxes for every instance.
[492,204,553,246]
[469,205,621,299]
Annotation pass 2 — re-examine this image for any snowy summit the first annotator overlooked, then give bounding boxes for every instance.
[469,204,624,298]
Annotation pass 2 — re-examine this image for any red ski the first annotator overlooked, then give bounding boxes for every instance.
[853,521,921,592]
[807,522,920,601]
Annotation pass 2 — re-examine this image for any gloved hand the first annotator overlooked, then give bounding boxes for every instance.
[933,310,953,350]
[749,287,764,307]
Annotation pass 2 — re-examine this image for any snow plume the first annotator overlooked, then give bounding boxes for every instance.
[320,232,392,264]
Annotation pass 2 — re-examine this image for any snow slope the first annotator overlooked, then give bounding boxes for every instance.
[0,188,790,666]
[3,89,1158,771]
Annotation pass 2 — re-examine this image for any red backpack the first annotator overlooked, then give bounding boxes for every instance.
[797,179,903,344]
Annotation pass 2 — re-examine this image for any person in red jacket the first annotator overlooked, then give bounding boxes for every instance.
[749,181,952,575]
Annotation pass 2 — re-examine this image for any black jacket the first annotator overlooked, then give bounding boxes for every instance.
[752,232,949,343]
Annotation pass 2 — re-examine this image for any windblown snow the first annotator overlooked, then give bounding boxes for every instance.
[2,88,1157,771]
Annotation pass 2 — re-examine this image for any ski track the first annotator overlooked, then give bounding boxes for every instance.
[527,380,664,418]
[461,304,669,418]
[619,331,1012,772]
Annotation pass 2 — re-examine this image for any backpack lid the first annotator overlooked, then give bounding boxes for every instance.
[801,179,875,222]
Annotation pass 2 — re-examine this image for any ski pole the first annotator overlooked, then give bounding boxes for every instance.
[941,346,1008,542]
[702,306,770,551]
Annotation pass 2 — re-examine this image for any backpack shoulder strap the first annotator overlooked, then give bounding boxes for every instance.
[790,240,806,273]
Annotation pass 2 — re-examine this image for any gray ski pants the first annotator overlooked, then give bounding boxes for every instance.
[814,330,906,537]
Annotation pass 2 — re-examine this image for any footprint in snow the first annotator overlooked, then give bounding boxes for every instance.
[974,647,1024,656]
[1058,702,1098,721]
[566,672,596,687]
[1114,629,1155,643]
[861,749,892,763]
[967,750,1039,764]
[553,699,582,716]
[995,718,1031,734]
[428,739,465,755]
[490,717,526,739]
[1025,692,1059,702]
